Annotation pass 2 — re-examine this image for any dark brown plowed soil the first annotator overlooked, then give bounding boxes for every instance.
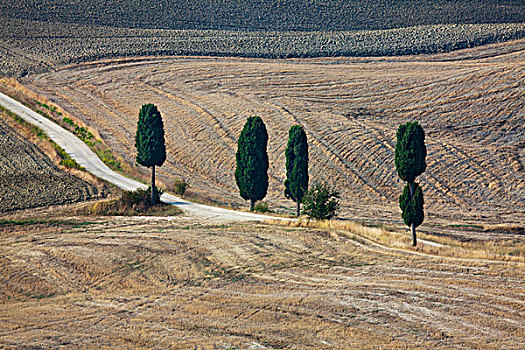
[0,116,99,212]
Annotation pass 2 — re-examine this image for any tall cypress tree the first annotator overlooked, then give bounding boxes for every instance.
[395,121,427,246]
[135,103,166,205]
[235,116,269,211]
[284,125,309,216]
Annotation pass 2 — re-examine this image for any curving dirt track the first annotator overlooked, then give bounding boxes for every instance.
[0,116,99,212]
[0,217,523,349]
[23,41,525,225]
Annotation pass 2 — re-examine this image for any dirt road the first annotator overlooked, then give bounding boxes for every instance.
[0,92,273,221]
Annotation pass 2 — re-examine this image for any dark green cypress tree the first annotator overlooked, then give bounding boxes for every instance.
[235,116,269,211]
[135,104,166,205]
[395,121,427,246]
[399,182,424,228]
[284,125,309,216]
[395,122,427,183]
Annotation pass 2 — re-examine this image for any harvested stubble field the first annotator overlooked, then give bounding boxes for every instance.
[21,41,525,230]
[0,113,101,213]
[0,216,523,349]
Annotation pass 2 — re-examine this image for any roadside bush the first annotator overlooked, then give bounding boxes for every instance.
[62,117,74,126]
[120,186,163,210]
[172,178,190,196]
[78,186,181,216]
[60,159,85,170]
[49,141,85,170]
[302,182,340,220]
[253,201,271,213]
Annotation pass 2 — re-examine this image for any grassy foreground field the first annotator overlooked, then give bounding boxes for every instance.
[0,214,523,349]
[19,40,525,230]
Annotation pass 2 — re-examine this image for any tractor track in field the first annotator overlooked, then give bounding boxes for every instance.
[0,217,523,348]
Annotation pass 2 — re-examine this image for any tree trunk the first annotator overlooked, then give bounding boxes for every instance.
[296,200,301,217]
[409,181,416,246]
[250,199,255,212]
[151,165,156,206]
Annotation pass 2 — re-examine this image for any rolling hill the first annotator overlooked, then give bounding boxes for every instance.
[22,41,525,225]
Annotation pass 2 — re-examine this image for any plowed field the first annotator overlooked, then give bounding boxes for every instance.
[0,217,522,349]
[0,115,100,212]
[24,41,525,226]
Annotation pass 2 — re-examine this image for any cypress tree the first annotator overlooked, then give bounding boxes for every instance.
[235,116,269,211]
[135,103,166,205]
[284,125,309,216]
[399,182,424,229]
[395,121,427,246]
[395,122,427,183]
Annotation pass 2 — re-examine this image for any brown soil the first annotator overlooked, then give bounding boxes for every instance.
[0,113,101,213]
[0,216,522,349]
[22,41,525,227]
[0,17,523,78]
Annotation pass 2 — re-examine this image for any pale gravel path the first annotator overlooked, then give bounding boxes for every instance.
[0,91,277,222]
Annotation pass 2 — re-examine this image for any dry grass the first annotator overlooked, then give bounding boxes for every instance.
[267,219,525,263]
[17,40,524,232]
[0,215,523,349]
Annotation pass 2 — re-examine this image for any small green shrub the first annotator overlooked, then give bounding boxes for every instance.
[30,125,48,139]
[172,178,190,196]
[253,201,271,213]
[95,149,121,170]
[49,141,84,170]
[120,186,163,209]
[36,101,50,110]
[60,159,85,170]
[302,182,340,220]
[63,117,74,126]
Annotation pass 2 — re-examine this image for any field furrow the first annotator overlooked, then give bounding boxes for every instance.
[23,43,524,224]
[1,218,522,348]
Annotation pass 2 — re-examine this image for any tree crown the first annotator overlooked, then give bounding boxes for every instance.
[395,121,427,182]
[399,182,424,228]
[285,125,309,203]
[235,116,269,202]
[135,103,166,168]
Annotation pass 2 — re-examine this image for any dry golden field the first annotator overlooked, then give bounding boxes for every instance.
[0,213,523,349]
[21,40,525,228]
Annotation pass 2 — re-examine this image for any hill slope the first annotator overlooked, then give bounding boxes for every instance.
[0,114,100,212]
[0,2,524,77]
[23,41,525,224]
[1,0,524,31]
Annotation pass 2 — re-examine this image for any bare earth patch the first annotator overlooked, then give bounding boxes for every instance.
[0,216,522,349]
[0,113,101,212]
